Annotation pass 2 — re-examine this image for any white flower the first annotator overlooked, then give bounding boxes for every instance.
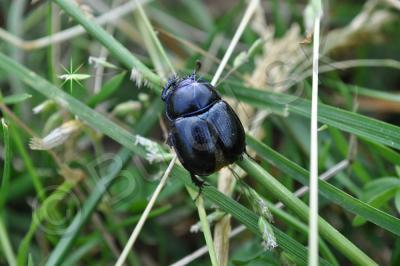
[30,120,81,150]
[134,136,168,163]
[130,68,149,88]
[258,217,278,251]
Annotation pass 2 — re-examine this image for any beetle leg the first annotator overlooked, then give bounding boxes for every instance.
[166,133,173,147]
[190,173,205,201]
[244,150,260,164]
[228,165,244,202]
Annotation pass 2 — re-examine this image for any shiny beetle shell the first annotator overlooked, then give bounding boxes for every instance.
[162,73,245,177]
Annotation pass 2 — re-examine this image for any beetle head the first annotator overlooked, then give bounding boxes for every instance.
[162,62,201,102]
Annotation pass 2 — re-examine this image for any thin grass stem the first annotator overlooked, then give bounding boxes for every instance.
[135,0,176,76]
[0,118,11,209]
[308,3,322,265]
[0,218,16,266]
[210,0,259,86]
[186,188,219,266]
[0,118,17,266]
[115,155,177,266]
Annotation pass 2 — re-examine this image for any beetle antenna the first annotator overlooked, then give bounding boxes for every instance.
[190,173,206,201]
[191,60,202,79]
[195,60,202,73]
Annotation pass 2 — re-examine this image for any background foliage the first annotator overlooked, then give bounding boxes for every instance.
[0,0,400,265]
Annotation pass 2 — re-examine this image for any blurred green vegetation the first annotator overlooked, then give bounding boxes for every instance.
[0,0,400,265]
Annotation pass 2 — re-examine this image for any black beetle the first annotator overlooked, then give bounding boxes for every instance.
[161,66,246,189]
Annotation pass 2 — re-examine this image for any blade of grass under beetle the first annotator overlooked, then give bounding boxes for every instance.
[246,134,400,236]
[171,166,331,266]
[266,202,338,265]
[237,157,376,266]
[0,52,323,266]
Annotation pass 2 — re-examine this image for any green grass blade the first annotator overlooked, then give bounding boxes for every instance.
[87,72,126,108]
[181,0,214,31]
[45,149,131,266]
[1,93,32,105]
[326,79,400,103]
[0,118,17,266]
[10,123,46,202]
[237,157,376,266]
[266,202,338,265]
[0,218,17,266]
[0,118,11,209]
[60,237,98,266]
[220,82,400,150]
[246,135,400,236]
[353,177,400,226]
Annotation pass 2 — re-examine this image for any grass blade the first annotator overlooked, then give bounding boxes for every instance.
[237,157,376,266]
[246,135,400,236]
[116,155,177,266]
[0,118,11,209]
[87,72,126,108]
[1,93,32,105]
[220,82,400,150]
[53,0,161,87]
[0,118,17,266]
[308,1,322,264]
[0,219,17,266]
[45,149,130,266]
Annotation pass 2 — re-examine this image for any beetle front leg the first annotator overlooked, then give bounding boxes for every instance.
[190,173,205,201]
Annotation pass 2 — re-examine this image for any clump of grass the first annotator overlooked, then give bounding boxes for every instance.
[0,0,400,265]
